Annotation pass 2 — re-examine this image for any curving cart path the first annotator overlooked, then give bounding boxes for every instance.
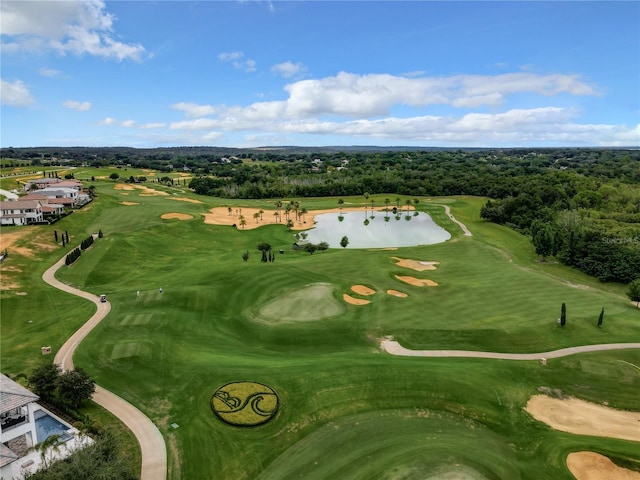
[381,338,640,360]
[44,252,167,480]
[438,204,473,237]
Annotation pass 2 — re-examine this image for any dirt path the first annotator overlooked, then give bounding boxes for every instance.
[45,251,167,480]
[380,338,640,360]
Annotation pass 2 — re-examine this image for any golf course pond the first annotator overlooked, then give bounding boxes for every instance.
[303,211,451,248]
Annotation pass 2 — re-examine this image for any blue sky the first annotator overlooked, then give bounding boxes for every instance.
[1,1,639,148]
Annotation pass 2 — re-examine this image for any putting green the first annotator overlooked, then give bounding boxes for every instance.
[257,283,345,323]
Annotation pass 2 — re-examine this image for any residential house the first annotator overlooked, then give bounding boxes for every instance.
[16,194,65,217]
[0,200,44,226]
[32,187,88,208]
[22,178,63,192]
[0,374,90,478]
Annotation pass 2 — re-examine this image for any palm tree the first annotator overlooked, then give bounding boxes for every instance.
[275,200,282,218]
[273,211,280,222]
[300,207,307,222]
[338,198,344,213]
[239,216,246,229]
[293,201,300,220]
[32,434,62,469]
[395,197,401,208]
[227,206,232,216]
[286,219,294,231]
[405,199,411,212]
[253,212,260,224]
[259,209,264,220]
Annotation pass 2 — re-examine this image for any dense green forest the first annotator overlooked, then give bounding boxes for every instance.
[3,147,639,283]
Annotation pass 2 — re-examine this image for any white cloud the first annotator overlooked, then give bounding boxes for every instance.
[0,0,146,61]
[218,51,256,72]
[140,122,166,129]
[202,131,223,142]
[170,118,219,130]
[63,100,91,111]
[38,67,63,78]
[160,70,625,146]
[271,61,306,79]
[172,102,217,118]
[1,79,34,106]
[121,120,135,127]
[99,117,117,125]
[280,71,598,118]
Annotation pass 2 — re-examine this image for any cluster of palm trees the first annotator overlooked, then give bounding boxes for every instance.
[337,196,420,225]
[273,200,308,227]
[224,201,309,230]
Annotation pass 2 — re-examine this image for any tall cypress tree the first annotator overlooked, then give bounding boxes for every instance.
[560,303,567,327]
[597,307,604,327]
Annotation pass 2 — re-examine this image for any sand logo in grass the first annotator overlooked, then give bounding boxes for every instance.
[211,381,279,427]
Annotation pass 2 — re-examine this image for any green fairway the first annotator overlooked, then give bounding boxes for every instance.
[1,180,638,479]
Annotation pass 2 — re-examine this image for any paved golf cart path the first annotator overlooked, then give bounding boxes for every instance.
[44,253,167,480]
[381,339,640,360]
[438,204,473,236]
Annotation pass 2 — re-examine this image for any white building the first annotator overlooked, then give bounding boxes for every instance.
[0,200,44,226]
[1,374,90,479]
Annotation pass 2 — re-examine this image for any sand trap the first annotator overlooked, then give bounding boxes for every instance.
[343,293,371,305]
[115,184,169,196]
[387,289,408,298]
[121,201,139,206]
[395,275,438,287]
[351,285,375,296]
[161,213,193,220]
[525,395,640,442]
[170,197,203,204]
[392,257,439,271]
[567,452,640,480]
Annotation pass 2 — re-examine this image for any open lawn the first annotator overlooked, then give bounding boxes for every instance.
[1,180,638,479]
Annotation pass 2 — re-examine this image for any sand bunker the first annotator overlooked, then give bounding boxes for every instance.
[170,197,203,204]
[343,294,371,305]
[387,289,408,298]
[392,257,439,271]
[161,213,193,220]
[114,184,169,196]
[351,285,375,296]
[395,275,438,287]
[525,395,640,442]
[567,452,640,480]
[121,201,139,206]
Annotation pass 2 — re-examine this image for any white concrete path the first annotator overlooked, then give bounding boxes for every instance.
[381,338,640,360]
[0,188,19,200]
[44,250,167,480]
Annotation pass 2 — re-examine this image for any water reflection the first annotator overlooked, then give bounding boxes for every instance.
[302,211,451,248]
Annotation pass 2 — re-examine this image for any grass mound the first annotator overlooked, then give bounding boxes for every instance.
[256,409,516,480]
[257,283,345,323]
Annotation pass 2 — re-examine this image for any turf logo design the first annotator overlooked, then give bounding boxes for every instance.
[211,382,279,427]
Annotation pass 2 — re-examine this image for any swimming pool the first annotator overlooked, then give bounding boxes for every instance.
[34,410,73,443]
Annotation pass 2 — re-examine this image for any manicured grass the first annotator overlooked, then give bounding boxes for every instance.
[2,181,638,479]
